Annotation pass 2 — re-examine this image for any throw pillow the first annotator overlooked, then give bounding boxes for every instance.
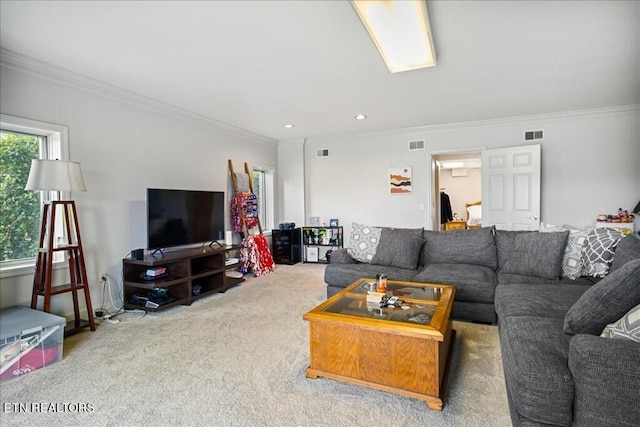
[581,228,626,277]
[422,226,497,269]
[564,259,640,335]
[501,231,569,280]
[347,223,382,263]
[494,230,532,270]
[371,227,425,270]
[610,235,640,273]
[562,227,593,280]
[539,222,562,232]
[600,304,640,343]
[540,224,593,280]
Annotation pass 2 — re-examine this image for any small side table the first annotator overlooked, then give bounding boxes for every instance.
[445,220,466,231]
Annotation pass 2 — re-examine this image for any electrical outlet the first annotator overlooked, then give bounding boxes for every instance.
[99,271,107,282]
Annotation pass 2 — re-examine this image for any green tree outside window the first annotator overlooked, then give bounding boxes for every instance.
[0,131,40,262]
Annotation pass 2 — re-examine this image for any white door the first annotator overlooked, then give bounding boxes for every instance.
[431,156,441,230]
[481,144,541,230]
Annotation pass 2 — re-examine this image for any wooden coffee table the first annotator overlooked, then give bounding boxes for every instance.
[303,278,456,410]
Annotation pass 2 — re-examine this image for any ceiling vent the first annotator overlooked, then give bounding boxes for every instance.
[524,130,544,141]
[316,148,329,158]
[409,140,425,150]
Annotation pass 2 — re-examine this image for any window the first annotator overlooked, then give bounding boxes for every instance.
[252,165,275,232]
[0,115,68,277]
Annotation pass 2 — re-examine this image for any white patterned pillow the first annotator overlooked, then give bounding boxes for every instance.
[540,224,592,280]
[563,227,593,279]
[581,228,625,278]
[347,223,382,263]
[600,304,640,343]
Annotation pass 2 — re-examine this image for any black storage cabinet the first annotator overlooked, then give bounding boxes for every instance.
[271,228,301,265]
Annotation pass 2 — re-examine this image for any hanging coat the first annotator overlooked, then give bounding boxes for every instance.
[441,192,453,224]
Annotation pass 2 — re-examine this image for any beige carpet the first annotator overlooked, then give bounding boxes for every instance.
[1,263,510,426]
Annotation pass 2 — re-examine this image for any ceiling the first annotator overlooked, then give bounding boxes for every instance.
[1,1,638,142]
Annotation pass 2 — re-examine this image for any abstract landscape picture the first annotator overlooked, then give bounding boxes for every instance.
[389,167,412,194]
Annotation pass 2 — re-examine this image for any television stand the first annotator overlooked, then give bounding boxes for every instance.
[122,245,243,312]
[208,240,224,249]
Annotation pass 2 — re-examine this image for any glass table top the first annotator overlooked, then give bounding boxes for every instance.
[321,280,447,326]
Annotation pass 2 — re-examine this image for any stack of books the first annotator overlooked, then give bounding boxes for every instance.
[141,267,169,281]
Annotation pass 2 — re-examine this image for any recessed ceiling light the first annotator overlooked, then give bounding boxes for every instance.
[354,114,367,120]
[283,124,294,128]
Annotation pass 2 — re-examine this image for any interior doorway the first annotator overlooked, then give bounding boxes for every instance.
[432,152,482,230]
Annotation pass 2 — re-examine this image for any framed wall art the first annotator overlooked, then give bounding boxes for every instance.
[389,167,412,194]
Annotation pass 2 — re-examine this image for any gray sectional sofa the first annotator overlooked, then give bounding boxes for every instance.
[324,225,640,426]
[325,226,599,324]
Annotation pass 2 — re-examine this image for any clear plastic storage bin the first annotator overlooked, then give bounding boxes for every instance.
[0,306,65,381]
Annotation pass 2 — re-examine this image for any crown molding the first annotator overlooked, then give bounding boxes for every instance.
[0,48,277,146]
[305,104,640,143]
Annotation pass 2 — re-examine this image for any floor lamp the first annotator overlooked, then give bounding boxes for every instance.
[25,159,96,336]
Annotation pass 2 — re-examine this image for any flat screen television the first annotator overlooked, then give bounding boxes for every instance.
[147,188,225,251]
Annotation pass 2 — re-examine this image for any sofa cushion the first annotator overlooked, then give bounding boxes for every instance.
[600,304,640,343]
[421,226,497,269]
[498,273,597,286]
[569,334,640,427]
[501,231,569,280]
[494,229,531,270]
[326,248,357,264]
[451,301,497,324]
[495,284,590,320]
[371,227,424,270]
[581,227,626,277]
[347,223,382,263]
[610,234,640,273]
[323,263,417,289]
[499,316,574,426]
[564,259,640,335]
[413,263,496,303]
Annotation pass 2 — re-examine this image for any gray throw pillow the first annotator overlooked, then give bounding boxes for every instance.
[422,226,497,269]
[495,229,532,270]
[610,235,640,273]
[501,231,569,280]
[371,227,425,270]
[564,259,640,336]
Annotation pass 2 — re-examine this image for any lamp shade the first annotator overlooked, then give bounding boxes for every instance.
[25,159,87,192]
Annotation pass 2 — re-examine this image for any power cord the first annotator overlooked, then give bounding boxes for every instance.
[94,268,147,324]
[95,272,124,323]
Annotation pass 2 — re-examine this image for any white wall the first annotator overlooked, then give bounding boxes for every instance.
[0,65,277,316]
[276,140,305,227]
[287,107,640,244]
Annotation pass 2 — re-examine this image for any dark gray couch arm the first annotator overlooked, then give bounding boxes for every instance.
[568,334,640,426]
[327,248,357,264]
